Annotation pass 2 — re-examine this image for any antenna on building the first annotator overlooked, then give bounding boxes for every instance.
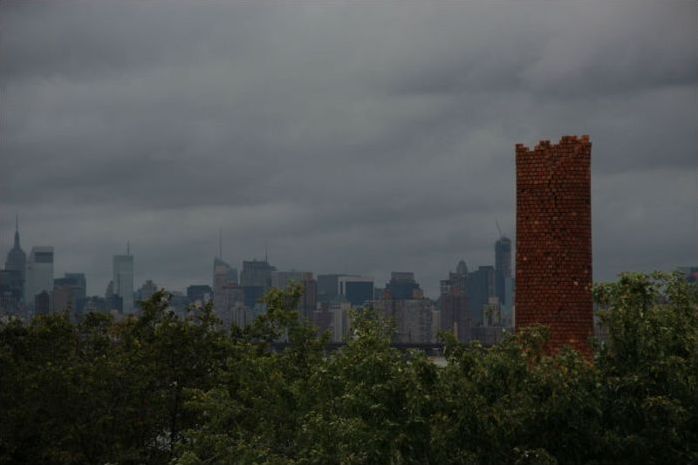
[496,219,502,238]
[264,240,268,263]
[15,212,19,233]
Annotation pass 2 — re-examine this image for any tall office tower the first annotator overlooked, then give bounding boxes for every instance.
[386,272,423,300]
[317,274,374,307]
[516,135,593,355]
[113,251,134,314]
[317,274,341,303]
[25,246,54,308]
[338,275,373,307]
[466,265,495,328]
[494,236,512,303]
[213,257,237,316]
[439,260,469,341]
[4,216,26,300]
[240,259,276,308]
[213,257,238,292]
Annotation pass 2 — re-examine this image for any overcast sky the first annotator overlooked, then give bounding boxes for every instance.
[1,1,696,297]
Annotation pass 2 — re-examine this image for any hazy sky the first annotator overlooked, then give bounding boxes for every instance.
[1,1,696,297]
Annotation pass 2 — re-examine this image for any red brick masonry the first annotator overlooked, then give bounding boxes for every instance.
[515,135,593,355]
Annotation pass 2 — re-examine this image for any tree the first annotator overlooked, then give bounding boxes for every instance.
[1,273,696,465]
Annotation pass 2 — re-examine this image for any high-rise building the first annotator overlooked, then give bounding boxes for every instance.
[54,273,87,319]
[439,260,469,341]
[25,246,54,308]
[0,270,23,315]
[53,286,76,317]
[187,285,213,305]
[113,252,134,314]
[372,298,435,343]
[339,275,373,307]
[213,257,240,320]
[213,257,238,292]
[494,236,512,304]
[515,135,593,355]
[386,272,423,300]
[317,274,341,303]
[467,265,495,328]
[63,273,87,303]
[316,274,373,307]
[240,259,275,308]
[4,216,26,301]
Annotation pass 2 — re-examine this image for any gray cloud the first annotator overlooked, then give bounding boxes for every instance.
[1,1,696,296]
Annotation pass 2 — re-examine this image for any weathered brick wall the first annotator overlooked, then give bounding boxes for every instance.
[515,135,593,355]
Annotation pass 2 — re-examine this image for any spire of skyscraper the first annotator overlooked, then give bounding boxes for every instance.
[5,213,26,280]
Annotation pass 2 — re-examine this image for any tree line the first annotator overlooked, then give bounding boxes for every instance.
[1,272,696,465]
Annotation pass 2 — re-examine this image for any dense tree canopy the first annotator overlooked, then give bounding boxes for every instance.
[1,272,696,465]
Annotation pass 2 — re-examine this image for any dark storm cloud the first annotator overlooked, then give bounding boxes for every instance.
[1,1,696,296]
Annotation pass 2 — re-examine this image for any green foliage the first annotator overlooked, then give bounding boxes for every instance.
[0,274,696,465]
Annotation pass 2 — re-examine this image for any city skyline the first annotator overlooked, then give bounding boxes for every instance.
[1,2,696,297]
[0,218,514,299]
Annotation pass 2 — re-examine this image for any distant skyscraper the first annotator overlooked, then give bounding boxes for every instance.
[25,246,54,308]
[4,215,26,300]
[113,250,134,314]
[495,236,512,303]
[63,273,87,302]
[187,284,213,305]
[439,260,469,341]
[467,265,495,327]
[213,257,238,291]
[386,272,422,300]
[372,298,435,343]
[0,270,23,314]
[316,274,373,307]
[240,259,275,308]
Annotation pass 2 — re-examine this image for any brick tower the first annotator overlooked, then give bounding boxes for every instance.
[515,135,593,355]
